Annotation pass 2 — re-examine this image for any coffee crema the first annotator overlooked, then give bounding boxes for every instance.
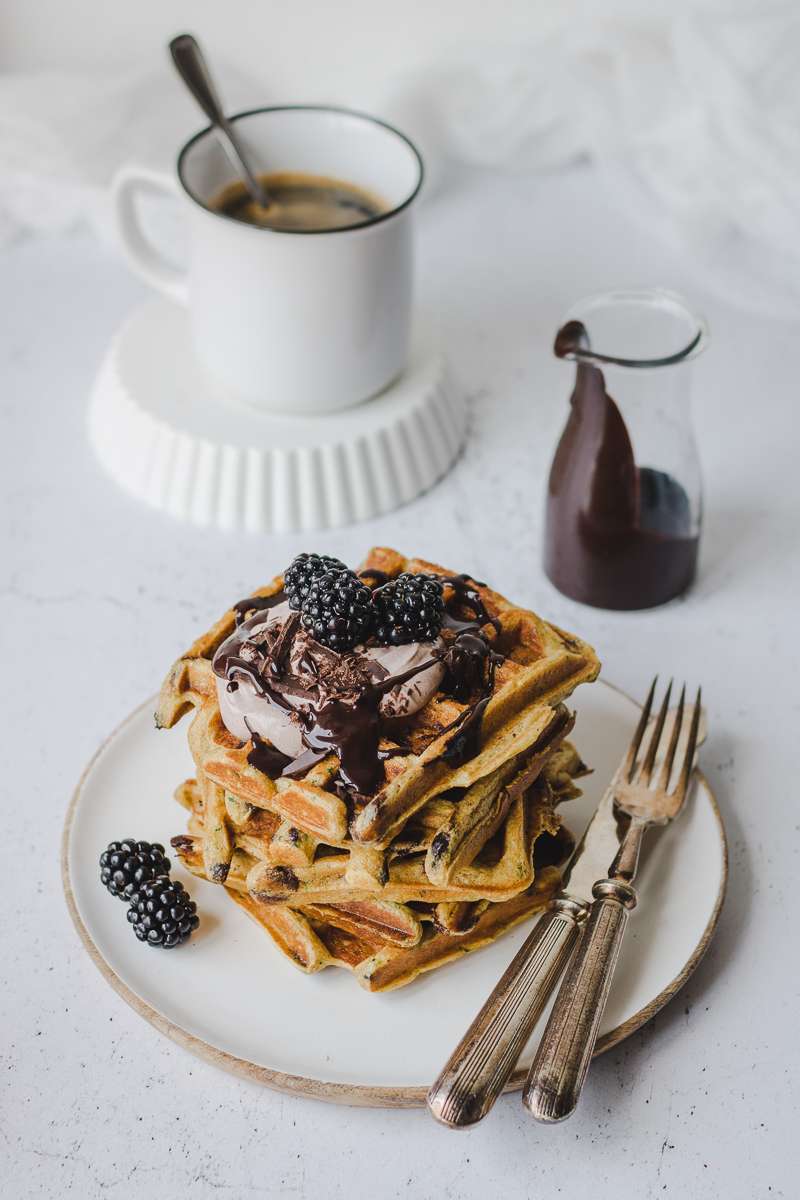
[210,170,388,232]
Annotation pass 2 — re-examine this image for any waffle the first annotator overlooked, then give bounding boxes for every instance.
[223,866,562,992]
[171,775,575,992]
[158,546,599,988]
[174,740,578,900]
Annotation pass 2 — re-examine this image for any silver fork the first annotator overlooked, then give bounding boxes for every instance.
[523,678,701,1123]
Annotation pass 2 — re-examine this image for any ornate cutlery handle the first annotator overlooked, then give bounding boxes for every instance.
[523,879,637,1123]
[427,898,586,1128]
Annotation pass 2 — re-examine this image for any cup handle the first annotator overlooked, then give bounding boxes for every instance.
[111,164,188,304]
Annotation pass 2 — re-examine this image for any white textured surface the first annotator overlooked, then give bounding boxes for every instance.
[88,300,464,532]
[3,163,798,1198]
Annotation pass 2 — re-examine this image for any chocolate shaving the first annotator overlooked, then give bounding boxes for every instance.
[269,610,300,674]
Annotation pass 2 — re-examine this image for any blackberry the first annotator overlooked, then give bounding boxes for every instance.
[126,877,199,948]
[373,573,445,645]
[99,839,171,901]
[301,569,373,651]
[284,553,348,610]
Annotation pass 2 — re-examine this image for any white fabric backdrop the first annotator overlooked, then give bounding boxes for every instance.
[1,2,798,318]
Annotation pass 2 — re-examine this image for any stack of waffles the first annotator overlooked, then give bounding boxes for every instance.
[157,548,600,991]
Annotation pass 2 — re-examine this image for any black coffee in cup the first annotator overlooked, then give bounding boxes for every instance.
[210,171,388,232]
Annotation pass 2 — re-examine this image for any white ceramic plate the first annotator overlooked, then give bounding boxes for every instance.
[63,681,727,1106]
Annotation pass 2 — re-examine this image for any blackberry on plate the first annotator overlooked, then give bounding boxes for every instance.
[284,553,348,610]
[301,569,373,651]
[126,877,199,948]
[373,573,445,645]
[99,839,171,901]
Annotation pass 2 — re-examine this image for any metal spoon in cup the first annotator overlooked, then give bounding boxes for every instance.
[169,33,271,212]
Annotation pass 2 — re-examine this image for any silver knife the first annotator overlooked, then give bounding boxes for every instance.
[426,706,704,1130]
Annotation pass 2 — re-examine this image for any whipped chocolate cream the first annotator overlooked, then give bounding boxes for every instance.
[362,642,445,717]
[213,571,505,795]
[213,602,444,783]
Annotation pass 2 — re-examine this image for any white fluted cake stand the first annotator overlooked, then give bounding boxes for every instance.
[88,299,466,533]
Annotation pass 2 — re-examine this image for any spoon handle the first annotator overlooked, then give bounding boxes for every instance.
[169,34,270,209]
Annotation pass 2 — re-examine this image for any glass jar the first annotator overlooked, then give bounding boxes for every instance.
[544,289,708,610]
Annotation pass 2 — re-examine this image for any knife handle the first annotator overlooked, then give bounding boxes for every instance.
[427,897,586,1128]
[523,879,637,1123]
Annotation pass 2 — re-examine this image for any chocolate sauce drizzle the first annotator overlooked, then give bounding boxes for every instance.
[233,589,287,626]
[357,568,392,586]
[246,727,293,776]
[438,631,498,702]
[441,574,501,634]
[435,629,503,767]
[217,571,505,793]
[225,656,293,711]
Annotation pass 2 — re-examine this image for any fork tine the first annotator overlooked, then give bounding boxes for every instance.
[657,683,686,793]
[624,676,657,781]
[676,687,702,801]
[641,679,673,784]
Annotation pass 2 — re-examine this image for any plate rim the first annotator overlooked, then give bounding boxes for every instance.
[61,681,728,1108]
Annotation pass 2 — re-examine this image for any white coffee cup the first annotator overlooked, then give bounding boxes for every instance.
[111,105,423,415]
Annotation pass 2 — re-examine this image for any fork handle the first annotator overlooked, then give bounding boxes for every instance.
[427,897,586,1128]
[523,879,637,1123]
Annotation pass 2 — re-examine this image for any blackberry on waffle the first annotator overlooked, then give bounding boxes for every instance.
[284,553,348,610]
[373,572,445,645]
[299,568,374,651]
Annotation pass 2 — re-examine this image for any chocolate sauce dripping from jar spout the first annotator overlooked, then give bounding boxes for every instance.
[544,320,699,610]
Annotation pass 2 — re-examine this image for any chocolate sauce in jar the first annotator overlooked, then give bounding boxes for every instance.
[544,320,699,610]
